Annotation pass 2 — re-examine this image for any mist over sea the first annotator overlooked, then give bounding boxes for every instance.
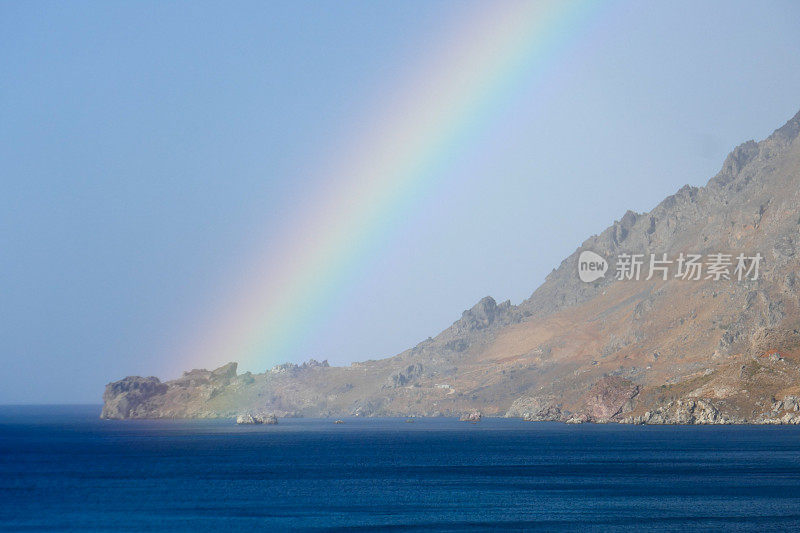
[2,406,800,531]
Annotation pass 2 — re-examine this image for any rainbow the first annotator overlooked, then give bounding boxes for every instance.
[181,0,605,373]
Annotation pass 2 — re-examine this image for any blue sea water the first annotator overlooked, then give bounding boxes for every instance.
[2,406,800,531]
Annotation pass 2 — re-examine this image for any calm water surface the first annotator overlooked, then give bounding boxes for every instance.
[2,405,800,531]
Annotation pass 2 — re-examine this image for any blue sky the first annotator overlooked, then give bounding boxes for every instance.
[2,0,800,403]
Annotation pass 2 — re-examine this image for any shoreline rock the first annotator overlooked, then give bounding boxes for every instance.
[506,396,563,422]
[621,399,737,425]
[236,413,278,425]
[459,410,482,422]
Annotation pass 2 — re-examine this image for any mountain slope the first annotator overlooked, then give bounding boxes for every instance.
[102,109,800,424]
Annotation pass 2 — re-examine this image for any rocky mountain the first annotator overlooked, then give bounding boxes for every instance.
[102,108,800,424]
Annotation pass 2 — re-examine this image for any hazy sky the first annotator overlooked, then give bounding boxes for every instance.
[2,0,800,403]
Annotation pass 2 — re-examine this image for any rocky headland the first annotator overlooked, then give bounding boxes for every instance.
[103,109,800,425]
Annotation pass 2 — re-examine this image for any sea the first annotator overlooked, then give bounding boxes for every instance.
[2,405,800,532]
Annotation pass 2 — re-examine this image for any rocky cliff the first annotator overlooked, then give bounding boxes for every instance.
[103,109,800,424]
